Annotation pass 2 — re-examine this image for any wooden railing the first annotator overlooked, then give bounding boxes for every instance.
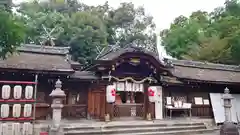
[62,104,88,119]
[35,103,51,120]
[191,105,213,118]
[113,103,144,118]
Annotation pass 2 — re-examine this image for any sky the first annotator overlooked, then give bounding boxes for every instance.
[13,0,226,58]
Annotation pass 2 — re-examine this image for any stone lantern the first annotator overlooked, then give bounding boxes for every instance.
[222,87,234,122]
[220,87,239,135]
[49,79,66,135]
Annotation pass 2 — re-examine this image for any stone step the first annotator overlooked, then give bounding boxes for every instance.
[111,128,218,135]
[104,122,205,129]
[64,126,100,131]
[64,125,207,135]
[63,122,205,131]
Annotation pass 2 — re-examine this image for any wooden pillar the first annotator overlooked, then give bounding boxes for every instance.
[144,83,149,119]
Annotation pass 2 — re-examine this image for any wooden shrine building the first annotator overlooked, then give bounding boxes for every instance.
[1,44,240,121]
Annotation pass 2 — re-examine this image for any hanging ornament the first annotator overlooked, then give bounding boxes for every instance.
[139,84,144,92]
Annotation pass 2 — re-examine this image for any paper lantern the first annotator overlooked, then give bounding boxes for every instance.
[14,85,22,99]
[0,123,8,135]
[12,123,20,135]
[25,86,33,99]
[106,85,116,103]
[2,85,11,99]
[148,86,157,102]
[22,122,33,135]
[0,104,9,118]
[23,104,32,117]
[12,104,21,118]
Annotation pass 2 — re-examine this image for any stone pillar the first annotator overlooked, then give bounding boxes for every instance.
[220,87,239,135]
[49,79,66,135]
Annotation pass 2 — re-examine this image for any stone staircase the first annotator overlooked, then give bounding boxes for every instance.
[64,122,217,135]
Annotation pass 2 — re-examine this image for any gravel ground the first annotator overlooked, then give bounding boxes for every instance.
[194,130,240,135]
[195,132,218,135]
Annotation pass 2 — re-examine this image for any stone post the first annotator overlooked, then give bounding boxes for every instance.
[49,79,66,135]
[220,87,239,135]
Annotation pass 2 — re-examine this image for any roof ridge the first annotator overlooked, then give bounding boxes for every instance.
[18,44,70,55]
[171,59,240,72]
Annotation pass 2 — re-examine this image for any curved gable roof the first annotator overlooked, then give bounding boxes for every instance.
[96,45,168,68]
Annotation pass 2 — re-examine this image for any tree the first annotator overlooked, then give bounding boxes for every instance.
[160,13,206,58]
[182,35,233,64]
[0,9,25,58]
[67,12,108,63]
[17,0,157,64]
[94,2,157,52]
[160,0,240,65]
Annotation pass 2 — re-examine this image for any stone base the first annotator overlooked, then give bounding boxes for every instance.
[50,127,64,135]
[220,122,239,135]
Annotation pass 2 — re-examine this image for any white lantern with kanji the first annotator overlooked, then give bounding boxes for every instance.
[23,104,32,117]
[148,86,157,102]
[2,85,11,99]
[0,123,8,135]
[12,123,21,135]
[1,104,9,118]
[22,122,33,135]
[12,104,21,118]
[13,85,22,99]
[25,86,33,99]
[106,85,116,103]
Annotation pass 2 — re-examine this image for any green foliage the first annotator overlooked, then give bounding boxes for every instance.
[68,12,108,63]
[17,0,157,64]
[0,9,25,58]
[160,0,240,65]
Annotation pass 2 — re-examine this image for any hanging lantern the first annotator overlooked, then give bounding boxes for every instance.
[0,123,8,135]
[12,104,21,118]
[148,86,157,102]
[106,85,116,103]
[23,104,32,117]
[25,86,33,99]
[2,85,11,99]
[22,122,33,135]
[1,104,9,118]
[12,123,20,135]
[13,85,22,99]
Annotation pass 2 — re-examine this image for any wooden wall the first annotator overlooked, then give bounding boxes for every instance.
[35,79,91,120]
[35,80,53,119]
